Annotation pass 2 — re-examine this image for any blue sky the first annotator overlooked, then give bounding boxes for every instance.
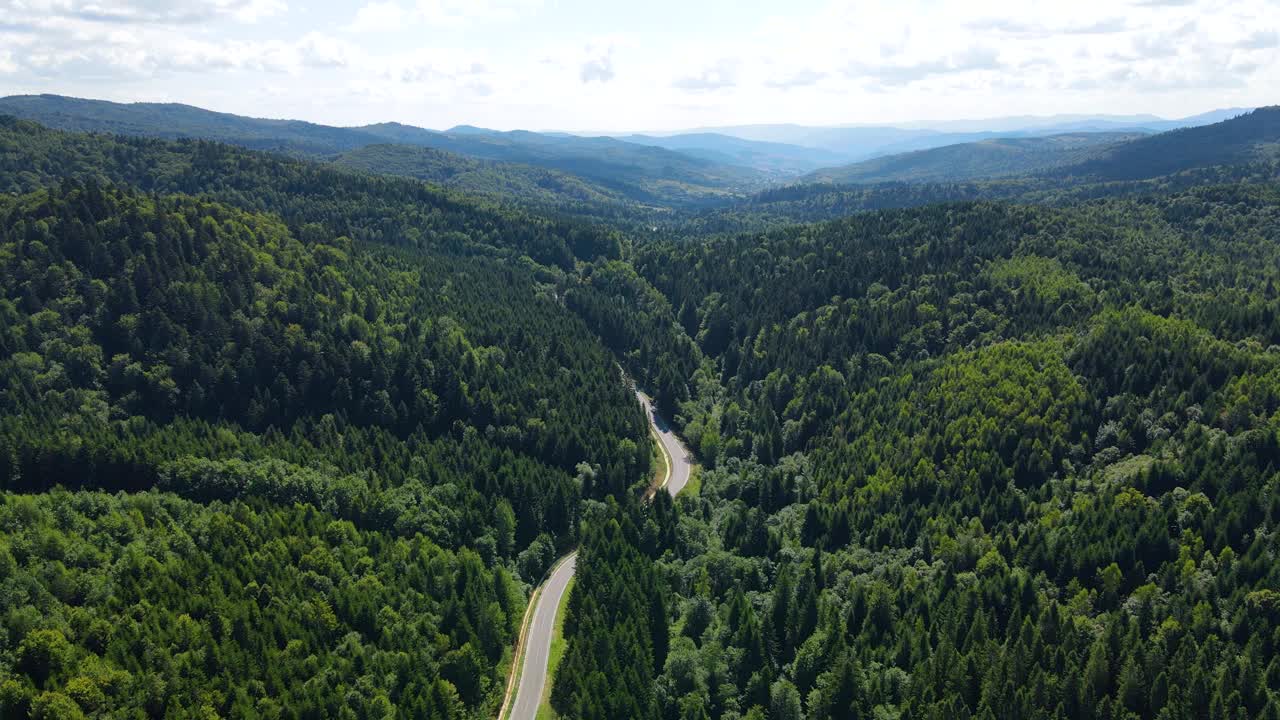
[0,0,1276,131]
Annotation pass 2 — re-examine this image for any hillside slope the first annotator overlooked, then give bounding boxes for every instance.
[331,143,630,209]
[805,132,1141,184]
[1061,106,1280,180]
[0,177,654,717]
[357,122,765,203]
[0,95,767,206]
[0,93,384,154]
[0,115,624,268]
[615,185,1280,718]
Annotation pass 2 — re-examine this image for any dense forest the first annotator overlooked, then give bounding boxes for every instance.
[0,160,652,716]
[0,116,626,269]
[576,183,1280,719]
[3,102,1280,720]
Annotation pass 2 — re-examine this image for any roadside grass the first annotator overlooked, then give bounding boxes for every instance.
[682,464,702,497]
[534,576,575,720]
[497,582,542,720]
[650,430,668,490]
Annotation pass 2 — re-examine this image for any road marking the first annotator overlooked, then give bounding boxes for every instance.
[502,387,694,720]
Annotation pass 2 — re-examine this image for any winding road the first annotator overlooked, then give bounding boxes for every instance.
[637,391,693,498]
[501,389,693,720]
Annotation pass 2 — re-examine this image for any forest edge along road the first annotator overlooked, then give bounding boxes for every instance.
[638,391,693,497]
[499,389,694,720]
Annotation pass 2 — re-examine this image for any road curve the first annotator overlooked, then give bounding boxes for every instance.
[636,390,693,498]
[503,389,693,720]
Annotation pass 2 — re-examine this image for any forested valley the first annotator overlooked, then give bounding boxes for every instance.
[601,184,1280,719]
[0,121,653,718]
[1,104,1279,720]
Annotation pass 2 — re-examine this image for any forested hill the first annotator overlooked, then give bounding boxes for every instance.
[0,115,623,269]
[0,93,385,154]
[353,122,764,195]
[331,143,633,210]
[0,121,657,715]
[1062,106,1280,181]
[615,132,851,175]
[571,183,1280,719]
[803,132,1141,185]
[0,95,769,207]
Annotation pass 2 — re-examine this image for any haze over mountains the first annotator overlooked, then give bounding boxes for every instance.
[2,95,1277,233]
[803,132,1145,185]
[0,94,1254,190]
[624,108,1253,159]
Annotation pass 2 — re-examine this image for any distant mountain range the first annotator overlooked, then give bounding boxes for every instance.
[639,108,1253,161]
[793,108,1276,187]
[0,94,769,206]
[0,94,1269,213]
[614,133,849,175]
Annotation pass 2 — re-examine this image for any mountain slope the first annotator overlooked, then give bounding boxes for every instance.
[356,122,765,203]
[0,93,385,154]
[331,143,630,209]
[621,184,1280,718]
[804,132,1142,184]
[1060,106,1280,180]
[0,95,768,207]
[0,177,656,717]
[0,115,624,268]
[0,87,683,716]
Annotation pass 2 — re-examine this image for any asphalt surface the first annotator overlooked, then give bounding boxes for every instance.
[505,389,692,720]
[507,552,577,720]
[636,390,693,498]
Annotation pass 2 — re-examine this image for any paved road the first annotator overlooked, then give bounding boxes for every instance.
[636,390,693,498]
[506,551,577,720]
[504,389,692,720]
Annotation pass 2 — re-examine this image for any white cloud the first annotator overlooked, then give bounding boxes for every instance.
[1237,28,1279,50]
[580,54,613,83]
[764,68,826,90]
[349,1,404,32]
[845,47,1003,87]
[673,59,740,92]
[0,0,1275,130]
[346,0,541,31]
[10,0,285,25]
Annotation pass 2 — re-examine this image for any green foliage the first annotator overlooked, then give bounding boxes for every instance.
[7,93,1280,720]
[0,115,623,269]
[1064,106,1280,181]
[0,132,655,716]
[566,260,702,416]
[332,144,635,214]
[628,181,1280,719]
[0,491,522,718]
[550,499,669,720]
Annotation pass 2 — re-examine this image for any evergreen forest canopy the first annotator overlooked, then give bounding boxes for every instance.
[0,100,1279,720]
[0,120,653,719]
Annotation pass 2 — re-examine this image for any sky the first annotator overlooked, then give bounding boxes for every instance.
[0,0,1277,132]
